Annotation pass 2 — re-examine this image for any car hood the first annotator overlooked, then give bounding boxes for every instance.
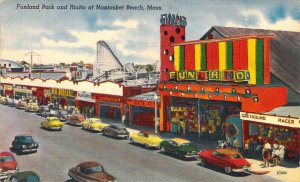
[0,161,18,170]
[88,172,115,181]
[180,145,199,152]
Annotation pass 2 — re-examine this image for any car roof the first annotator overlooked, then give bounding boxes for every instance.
[79,161,103,168]
[0,151,14,156]
[215,148,241,155]
[12,171,39,179]
[171,138,190,145]
[47,117,59,120]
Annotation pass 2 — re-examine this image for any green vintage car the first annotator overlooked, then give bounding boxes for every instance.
[160,138,199,159]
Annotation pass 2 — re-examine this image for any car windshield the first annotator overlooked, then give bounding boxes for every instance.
[180,142,191,147]
[50,119,60,122]
[0,156,14,162]
[20,136,33,143]
[92,119,101,123]
[11,175,40,182]
[232,154,242,159]
[148,134,158,137]
[82,165,104,174]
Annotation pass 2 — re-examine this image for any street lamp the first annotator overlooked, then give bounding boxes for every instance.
[154,93,159,134]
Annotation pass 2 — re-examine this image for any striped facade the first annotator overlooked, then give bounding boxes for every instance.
[173,38,268,84]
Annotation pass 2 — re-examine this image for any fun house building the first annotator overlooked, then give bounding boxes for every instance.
[157,13,300,160]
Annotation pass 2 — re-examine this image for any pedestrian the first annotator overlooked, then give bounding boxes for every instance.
[272,144,280,166]
[262,142,271,167]
[232,137,239,151]
[278,143,285,161]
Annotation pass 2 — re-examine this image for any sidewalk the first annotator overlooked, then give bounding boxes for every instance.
[101,118,300,182]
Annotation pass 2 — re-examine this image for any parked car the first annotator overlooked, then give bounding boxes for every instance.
[0,96,7,105]
[129,131,163,149]
[48,109,69,121]
[82,118,108,132]
[41,117,64,130]
[68,161,116,182]
[36,105,50,117]
[15,100,27,109]
[160,138,199,159]
[0,152,19,181]
[11,135,39,154]
[102,124,129,139]
[197,148,251,174]
[7,171,40,182]
[6,98,15,107]
[25,100,38,112]
[66,113,86,126]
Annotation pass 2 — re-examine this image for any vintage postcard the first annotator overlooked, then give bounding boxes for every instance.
[0,0,299,181]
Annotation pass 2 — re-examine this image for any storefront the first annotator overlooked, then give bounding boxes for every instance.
[127,92,160,128]
[75,91,96,117]
[96,95,122,121]
[168,97,241,139]
[14,86,33,100]
[158,15,287,141]
[240,112,300,162]
[51,88,75,109]
[3,84,13,97]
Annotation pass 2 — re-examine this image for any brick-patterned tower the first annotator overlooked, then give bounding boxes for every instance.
[160,13,186,81]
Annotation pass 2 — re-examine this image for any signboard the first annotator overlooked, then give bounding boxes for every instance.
[44,89,52,97]
[169,70,250,82]
[52,88,74,97]
[128,99,156,108]
[4,85,12,91]
[160,13,187,26]
[99,101,120,108]
[14,88,32,94]
[98,96,121,103]
[77,91,95,103]
[240,112,300,128]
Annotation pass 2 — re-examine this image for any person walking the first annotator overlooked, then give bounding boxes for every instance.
[232,137,239,151]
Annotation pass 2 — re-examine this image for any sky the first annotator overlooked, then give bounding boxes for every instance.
[0,0,299,65]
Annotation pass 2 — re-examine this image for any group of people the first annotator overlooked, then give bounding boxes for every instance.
[262,142,285,167]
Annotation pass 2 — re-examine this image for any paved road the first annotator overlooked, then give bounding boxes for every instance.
[0,104,280,182]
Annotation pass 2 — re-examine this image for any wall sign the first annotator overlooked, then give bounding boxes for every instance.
[52,88,74,97]
[160,13,187,27]
[240,112,300,128]
[77,91,95,103]
[98,96,121,103]
[99,101,120,108]
[128,99,156,108]
[4,85,12,91]
[169,70,250,82]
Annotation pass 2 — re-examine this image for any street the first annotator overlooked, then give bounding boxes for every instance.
[0,104,278,182]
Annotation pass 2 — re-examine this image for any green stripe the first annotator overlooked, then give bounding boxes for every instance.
[201,44,206,70]
[256,39,264,84]
[226,41,233,69]
[179,46,185,70]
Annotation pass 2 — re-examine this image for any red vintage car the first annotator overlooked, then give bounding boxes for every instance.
[0,152,19,181]
[68,161,116,182]
[197,148,251,174]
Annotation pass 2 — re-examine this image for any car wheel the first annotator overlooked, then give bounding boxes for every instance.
[129,138,134,143]
[145,144,150,148]
[199,158,206,166]
[224,166,232,174]
[160,146,165,153]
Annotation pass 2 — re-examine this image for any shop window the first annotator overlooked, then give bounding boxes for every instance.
[227,124,238,138]
[169,55,174,62]
[164,31,168,35]
[249,123,259,135]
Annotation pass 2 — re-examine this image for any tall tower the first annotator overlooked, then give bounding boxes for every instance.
[160,13,186,81]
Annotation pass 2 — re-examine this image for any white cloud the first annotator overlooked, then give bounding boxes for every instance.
[227,10,300,32]
[113,19,138,29]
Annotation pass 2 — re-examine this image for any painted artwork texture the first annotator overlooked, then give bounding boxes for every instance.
[0,0,299,181]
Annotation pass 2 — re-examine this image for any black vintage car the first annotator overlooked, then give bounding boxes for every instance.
[102,124,129,139]
[8,171,40,182]
[12,135,39,154]
[48,109,69,121]
[36,105,50,117]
